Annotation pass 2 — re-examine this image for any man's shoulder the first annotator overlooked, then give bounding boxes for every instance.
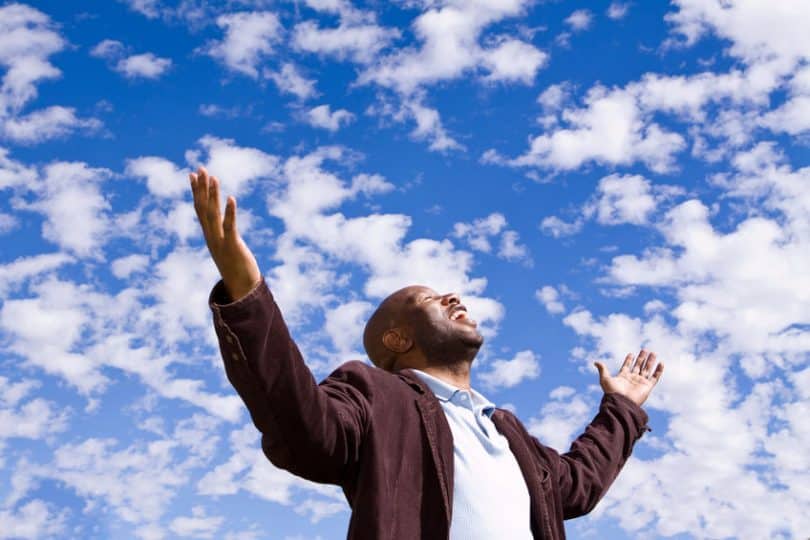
[323,360,415,395]
[492,407,537,442]
[328,359,386,378]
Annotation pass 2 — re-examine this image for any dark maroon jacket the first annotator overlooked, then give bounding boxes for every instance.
[209,277,650,539]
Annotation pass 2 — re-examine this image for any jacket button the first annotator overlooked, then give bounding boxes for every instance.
[225,335,234,344]
[231,352,241,362]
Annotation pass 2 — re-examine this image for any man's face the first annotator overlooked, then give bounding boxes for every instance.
[398,285,484,361]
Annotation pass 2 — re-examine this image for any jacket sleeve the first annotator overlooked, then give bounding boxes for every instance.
[209,276,371,486]
[538,392,650,519]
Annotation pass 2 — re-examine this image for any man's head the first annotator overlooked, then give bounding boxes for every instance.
[362,285,484,372]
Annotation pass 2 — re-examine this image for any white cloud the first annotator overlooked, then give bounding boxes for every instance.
[7,414,223,536]
[23,161,112,257]
[666,0,810,67]
[293,1,399,64]
[539,215,583,238]
[527,386,593,452]
[0,212,17,234]
[453,213,506,252]
[143,246,223,343]
[0,241,243,420]
[0,500,67,540]
[111,254,150,279]
[92,39,172,79]
[367,97,464,153]
[487,64,789,173]
[0,252,73,296]
[352,1,546,152]
[2,105,101,144]
[536,82,572,111]
[90,39,125,59]
[480,38,548,84]
[169,506,225,539]
[566,307,810,538]
[116,53,172,79]
[490,85,686,173]
[126,156,189,198]
[606,3,630,20]
[0,281,109,395]
[0,4,64,114]
[123,0,160,18]
[149,200,202,244]
[405,99,464,152]
[324,300,373,365]
[0,376,69,440]
[197,423,348,523]
[305,104,355,131]
[760,95,810,135]
[607,201,809,357]
[565,9,592,32]
[497,230,529,263]
[552,139,810,539]
[121,0,231,26]
[0,146,37,189]
[452,212,530,263]
[0,5,101,143]
[266,63,318,100]
[477,350,540,391]
[185,135,280,197]
[206,11,282,78]
[590,174,658,226]
[263,146,504,337]
[359,0,543,94]
[198,103,248,118]
[536,285,565,315]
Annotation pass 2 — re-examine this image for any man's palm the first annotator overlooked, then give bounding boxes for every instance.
[189,166,261,301]
[595,350,663,406]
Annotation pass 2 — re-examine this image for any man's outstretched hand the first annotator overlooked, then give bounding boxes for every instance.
[190,166,261,302]
[595,350,664,407]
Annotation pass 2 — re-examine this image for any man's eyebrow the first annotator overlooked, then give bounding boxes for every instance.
[407,290,429,303]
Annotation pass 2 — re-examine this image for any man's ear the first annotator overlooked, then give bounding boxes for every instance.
[382,328,412,354]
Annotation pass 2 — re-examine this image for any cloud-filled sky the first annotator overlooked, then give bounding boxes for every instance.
[0,0,808,538]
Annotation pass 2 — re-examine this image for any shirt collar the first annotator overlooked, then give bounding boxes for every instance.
[409,369,496,416]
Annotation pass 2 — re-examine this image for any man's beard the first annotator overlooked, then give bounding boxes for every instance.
[414,323,483,364]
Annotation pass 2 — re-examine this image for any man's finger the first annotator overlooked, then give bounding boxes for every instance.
[198,166,209,209]
[632,349,648,374]
[190,172,201,209]
[190,172,211,238]
[620,353,633,373]
[642,352,657,377]
[651,362,664,383]
[207,175,224,238]
[223,196,237,236]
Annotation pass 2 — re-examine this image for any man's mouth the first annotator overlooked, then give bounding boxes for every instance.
[449,305,477,326]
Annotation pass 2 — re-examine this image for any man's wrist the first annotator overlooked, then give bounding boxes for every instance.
[223,275,262,303]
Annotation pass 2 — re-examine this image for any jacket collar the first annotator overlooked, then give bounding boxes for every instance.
[406,368,496,416]
[395,368,430,394]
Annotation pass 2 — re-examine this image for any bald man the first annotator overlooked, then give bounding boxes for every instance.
[191,167,663,539]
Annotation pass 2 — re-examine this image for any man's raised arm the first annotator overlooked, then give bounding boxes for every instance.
[541,350,664,519]
[190,167,370,485]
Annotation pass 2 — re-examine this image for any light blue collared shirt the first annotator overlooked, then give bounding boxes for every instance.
[410,369,533,540]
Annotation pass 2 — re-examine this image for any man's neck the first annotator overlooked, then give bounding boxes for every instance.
[419,361,472,390]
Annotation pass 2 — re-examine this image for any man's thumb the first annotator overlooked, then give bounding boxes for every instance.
[594,361,607,379]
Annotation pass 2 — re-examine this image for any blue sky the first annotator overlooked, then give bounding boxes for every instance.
[0,0,808,538]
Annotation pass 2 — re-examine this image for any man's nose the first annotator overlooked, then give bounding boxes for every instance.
[441,292,460,306]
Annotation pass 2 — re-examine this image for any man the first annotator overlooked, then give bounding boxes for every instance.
[190,166,664,539]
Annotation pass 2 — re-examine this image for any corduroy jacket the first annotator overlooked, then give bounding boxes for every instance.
[209,277,650,539]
